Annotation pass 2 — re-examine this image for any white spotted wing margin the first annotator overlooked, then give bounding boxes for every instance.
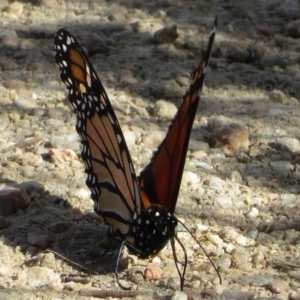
[54,29,109,112]
[54,29,142,237]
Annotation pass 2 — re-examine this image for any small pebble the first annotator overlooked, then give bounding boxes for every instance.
[27,232,50,250]
[153,24,179,44]
[270,161,294,173]
[206,233,223,247]
[13,98,38,109]
[144,263,163,281]
[267,279,289,294]
[153,100,177,120]
[171,290,188,300]
[123,130,136,146]
[25,266,61,288]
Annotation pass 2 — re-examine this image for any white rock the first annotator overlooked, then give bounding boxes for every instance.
[196,224,208,231]
[123,130,136,146]
[25,266,60,288]
[277,137,300,152]
[247,207,259,218]
[152,256,161,264]
[68,187,90,201]
[195,161,215,173]
[252,197,263,206]
[223,226,256,246]
[206,233,223,247]
[171,290,188,300]
[280,194,297,205]
[225,243,236,253]
[13,98,38,109]
[182,171,200,184]
[0,266,11,276]
[153,100,177,120]
[236,235,251,246]
[209,176,225,190]
[223,227,239,240]
[189,139,210,152]
[214,196,233,208]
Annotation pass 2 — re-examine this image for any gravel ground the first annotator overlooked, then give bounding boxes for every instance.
[1,0,300,299]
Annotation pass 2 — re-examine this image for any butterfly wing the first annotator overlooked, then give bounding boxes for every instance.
[55,29,142,236]
[139,17,217,214]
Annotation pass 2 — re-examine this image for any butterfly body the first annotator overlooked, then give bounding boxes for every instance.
[54,18,217,289]
[128,205,178,258]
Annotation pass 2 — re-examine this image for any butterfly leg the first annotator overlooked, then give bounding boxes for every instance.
[170,235,187,291]
[174,256,192,266]
[115,240,131,290]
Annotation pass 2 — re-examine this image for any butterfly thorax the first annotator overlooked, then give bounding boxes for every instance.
[126,205,178,258]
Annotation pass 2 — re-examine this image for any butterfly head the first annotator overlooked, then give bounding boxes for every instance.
[128,205,178,258]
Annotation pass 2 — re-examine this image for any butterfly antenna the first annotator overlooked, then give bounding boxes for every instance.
[43,249,99,275]
[176,219,222,284]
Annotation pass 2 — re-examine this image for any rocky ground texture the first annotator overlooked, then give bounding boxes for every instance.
[1,0,300,299]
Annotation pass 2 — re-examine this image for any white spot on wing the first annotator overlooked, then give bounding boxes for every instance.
[66,36,72,45]
[86,65,91,76]
[117,134,122,144]
[129,163,134,174]
[108,113,115,124]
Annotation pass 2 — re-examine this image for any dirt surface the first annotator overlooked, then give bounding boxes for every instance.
[1,0,300,299]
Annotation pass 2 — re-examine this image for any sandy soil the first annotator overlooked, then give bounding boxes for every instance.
[1,0,300,299]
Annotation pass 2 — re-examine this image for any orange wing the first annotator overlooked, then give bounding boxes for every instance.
[55,30,142,236]
[139,17,217,214]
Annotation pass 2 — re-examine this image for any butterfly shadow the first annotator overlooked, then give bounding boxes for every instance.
[0,177,133,286]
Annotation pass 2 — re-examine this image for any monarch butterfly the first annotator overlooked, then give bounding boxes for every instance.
[54,17,218,290]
